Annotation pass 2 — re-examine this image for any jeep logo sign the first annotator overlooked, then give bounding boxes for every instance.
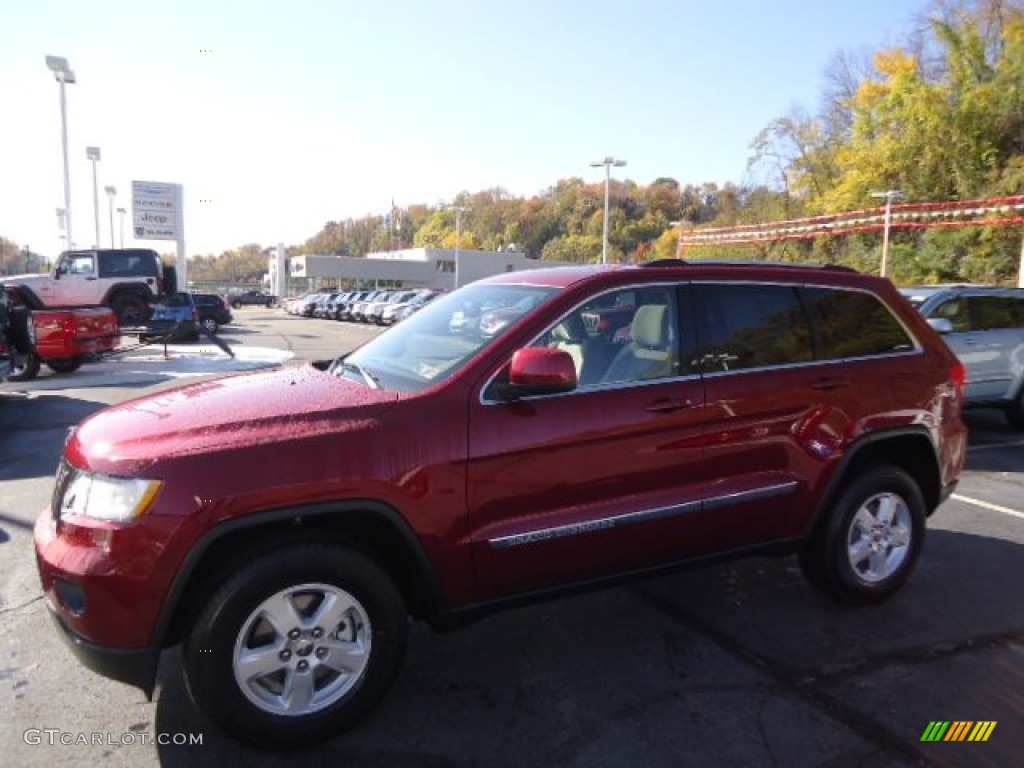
[132,181,181,240]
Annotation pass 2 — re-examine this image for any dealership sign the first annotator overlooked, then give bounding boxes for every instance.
[132,181,181,240]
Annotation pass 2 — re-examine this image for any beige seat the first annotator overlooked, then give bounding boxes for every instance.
[600,304,675,383]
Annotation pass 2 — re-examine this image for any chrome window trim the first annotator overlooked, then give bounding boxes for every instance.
[487,481,798,549]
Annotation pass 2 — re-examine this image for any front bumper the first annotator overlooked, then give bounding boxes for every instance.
[45,597,160,698]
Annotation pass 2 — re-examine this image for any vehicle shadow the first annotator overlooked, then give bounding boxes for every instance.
[152,528,1024,767]
[0,393,108,481]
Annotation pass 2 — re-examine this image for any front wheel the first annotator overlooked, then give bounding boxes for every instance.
[183,543,408,749]
[45,356,83,374]
[800,464,925,604]
[200,317,219,334]
[7,348,41,381]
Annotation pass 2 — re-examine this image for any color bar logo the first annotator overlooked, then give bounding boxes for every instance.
[921,721,996,742]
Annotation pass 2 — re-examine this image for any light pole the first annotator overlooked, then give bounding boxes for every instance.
[104,186,116,248]
[116,207,127,248]
[448,204,471,289]
[590,156,626,264]
[870,189,904,278]
[86,146,101,248]
[45,56,76,250]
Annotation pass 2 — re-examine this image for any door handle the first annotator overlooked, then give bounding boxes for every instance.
[85,276,97,281]
[810,378,849,391]
[645,398,695,413]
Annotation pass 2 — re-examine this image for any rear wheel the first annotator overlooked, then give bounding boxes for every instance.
[800,464,925,604]
[183,543,408,749]
[45,356,83,374]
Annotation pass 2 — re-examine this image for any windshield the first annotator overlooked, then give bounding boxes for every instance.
[333,283,558,392]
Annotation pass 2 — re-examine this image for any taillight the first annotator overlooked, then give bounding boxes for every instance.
[950,360,967,403]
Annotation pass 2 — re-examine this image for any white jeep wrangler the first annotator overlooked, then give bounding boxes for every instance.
[5,248,174,325]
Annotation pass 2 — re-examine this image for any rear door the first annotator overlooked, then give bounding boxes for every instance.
[691,282,920,548]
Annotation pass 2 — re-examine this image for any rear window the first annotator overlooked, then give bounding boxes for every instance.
[801,287,915,358]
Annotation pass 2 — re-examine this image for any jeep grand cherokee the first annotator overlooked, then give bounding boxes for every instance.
[35,260,967,748]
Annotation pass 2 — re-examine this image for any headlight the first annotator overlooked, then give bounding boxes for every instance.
[57,467,162,522]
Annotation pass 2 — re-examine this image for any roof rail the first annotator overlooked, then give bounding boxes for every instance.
[639,259,688,268]
[650,258,858,273]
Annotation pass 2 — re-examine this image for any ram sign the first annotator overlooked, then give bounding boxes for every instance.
[132,181,181,240]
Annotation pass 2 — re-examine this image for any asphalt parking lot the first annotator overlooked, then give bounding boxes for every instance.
[2,308,1022,768]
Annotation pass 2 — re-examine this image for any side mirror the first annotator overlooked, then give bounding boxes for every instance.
[927,317,953,334]
[495,347,578,400]
[54,265,65,278]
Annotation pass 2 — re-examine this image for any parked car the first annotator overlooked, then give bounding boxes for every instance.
[0,284,12,380]
[381,290,440,325]
[231,290,277,308]
[366,290,418,324]
[3,285,121,381]
[3,248,174,325]
[192,293,233,334]
[36,261,966,748]
[900,284,1024,428]
[139,292,200,341]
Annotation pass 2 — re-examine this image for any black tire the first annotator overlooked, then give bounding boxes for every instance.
[110,293,151,326]
[45,356,83,374]
[231,301,242,309]
[6,307,40,382]
[1006,389,1024,430]
[200,317,219,334]
[183,543,408,749]
[801,464,925,604]
[266,300,273,308]
[7,348,41,381]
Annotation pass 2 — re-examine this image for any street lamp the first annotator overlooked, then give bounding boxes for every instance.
[870,189,904,278]
[116,207,127,248]
[86,146,102,248]
[104,186,116,248]
[447,204,471,289]
[45,55,76,250]
[590,156,627,265]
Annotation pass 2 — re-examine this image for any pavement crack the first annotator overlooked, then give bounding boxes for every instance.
[633,585,953,768]
[0,595,44,615]
[809,631,1024,684]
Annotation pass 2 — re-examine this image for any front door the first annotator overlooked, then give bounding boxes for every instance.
[467,284,714,599]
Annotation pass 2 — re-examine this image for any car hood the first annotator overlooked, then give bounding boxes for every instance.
[67,364,399,474]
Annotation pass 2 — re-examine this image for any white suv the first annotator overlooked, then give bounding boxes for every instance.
[902,285,1024,428]
[5,248,171,325]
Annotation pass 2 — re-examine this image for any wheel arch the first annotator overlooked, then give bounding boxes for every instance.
[807,428,943,539]
[155,500,445,652]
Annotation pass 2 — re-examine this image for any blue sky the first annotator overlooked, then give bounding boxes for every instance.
[0,0,928,258]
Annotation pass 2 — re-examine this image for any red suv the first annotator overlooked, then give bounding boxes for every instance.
[35,261,967,748]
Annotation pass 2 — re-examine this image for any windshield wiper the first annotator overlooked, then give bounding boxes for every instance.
[333,360,379,389]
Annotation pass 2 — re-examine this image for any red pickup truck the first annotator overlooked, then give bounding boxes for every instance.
[3,285,120,382]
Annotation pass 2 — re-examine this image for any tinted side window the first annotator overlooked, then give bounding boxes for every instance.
[801,287,915,358]
[969,296,1023,331]
[694,285,813,372]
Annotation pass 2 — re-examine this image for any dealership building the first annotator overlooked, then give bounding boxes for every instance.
[276,247,559,297]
